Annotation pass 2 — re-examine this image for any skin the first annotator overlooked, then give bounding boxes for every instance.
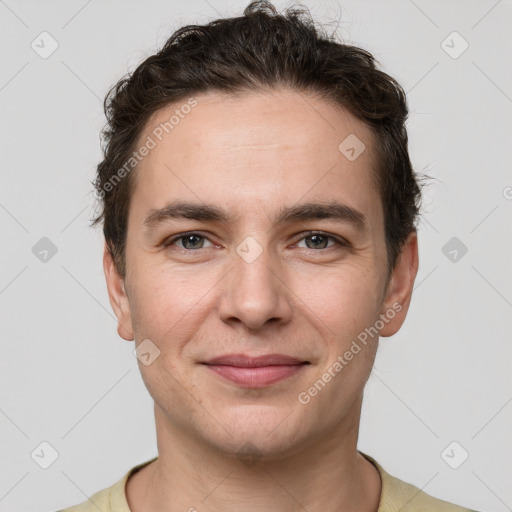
[104,89,419,512]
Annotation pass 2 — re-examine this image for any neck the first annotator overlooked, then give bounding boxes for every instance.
[127,403,381,512]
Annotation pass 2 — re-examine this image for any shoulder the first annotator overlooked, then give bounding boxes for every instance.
[56,484,113,512]
[56,457,157,512]
[360,452,481,512]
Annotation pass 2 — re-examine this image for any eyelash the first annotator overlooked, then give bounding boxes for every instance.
[162,231,350,251]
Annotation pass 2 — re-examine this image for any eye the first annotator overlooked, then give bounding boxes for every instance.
[162,231,349,252]
[295,231,348,250]
[163,232,215,250]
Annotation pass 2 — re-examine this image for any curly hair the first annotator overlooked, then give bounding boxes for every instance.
[92,0,421,278]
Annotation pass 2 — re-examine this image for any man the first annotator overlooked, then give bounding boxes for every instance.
[59,1,480,511]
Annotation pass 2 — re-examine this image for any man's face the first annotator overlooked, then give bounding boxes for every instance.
[105,90,417,458]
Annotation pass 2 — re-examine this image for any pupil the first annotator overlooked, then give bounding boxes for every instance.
[308,235,326,249]
[185,235,201,249]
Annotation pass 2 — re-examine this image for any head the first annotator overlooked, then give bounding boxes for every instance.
[98,1,420,459]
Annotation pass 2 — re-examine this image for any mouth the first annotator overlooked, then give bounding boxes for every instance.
[201,354,310,388]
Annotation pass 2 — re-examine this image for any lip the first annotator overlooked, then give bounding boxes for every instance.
[202,353,309,388]
[204,354,306,367]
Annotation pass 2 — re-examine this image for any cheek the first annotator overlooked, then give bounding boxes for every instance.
[293,270,382,411]
[127,262,217,346]
[292,262,384,336]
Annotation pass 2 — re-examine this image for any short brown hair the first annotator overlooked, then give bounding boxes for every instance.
[92,0,421,278]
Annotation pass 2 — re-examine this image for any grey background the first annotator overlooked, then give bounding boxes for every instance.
[1,0,511,511]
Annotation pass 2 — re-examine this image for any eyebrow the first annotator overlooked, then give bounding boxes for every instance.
[143,200,366,231]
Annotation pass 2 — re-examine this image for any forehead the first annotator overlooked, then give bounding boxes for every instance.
[129,89,380,225]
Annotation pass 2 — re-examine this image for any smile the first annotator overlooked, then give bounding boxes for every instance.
[202,354,310,388]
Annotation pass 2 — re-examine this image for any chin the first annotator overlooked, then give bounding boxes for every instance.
[201,402,308,458]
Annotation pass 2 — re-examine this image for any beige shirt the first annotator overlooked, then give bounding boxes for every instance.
[57,452,478,512]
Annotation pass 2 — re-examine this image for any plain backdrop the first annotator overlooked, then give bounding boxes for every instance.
[1,1,511,511]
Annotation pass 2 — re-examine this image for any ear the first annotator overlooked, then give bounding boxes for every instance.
[103,243,134,341]
[379,231,419,337]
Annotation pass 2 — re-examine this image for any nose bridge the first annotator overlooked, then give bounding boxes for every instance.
[218,233,292,330]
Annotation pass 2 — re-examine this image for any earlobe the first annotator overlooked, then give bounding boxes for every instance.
[103,243,134,341]
[379,231,419,337]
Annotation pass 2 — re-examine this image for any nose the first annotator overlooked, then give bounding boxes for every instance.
[217,238,294,331]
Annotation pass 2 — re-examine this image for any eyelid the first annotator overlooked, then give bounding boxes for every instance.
[292,230,351,249]
[162,231,216,249]
[163,230,350,250]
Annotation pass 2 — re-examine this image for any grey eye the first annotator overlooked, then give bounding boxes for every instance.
[168,233,214,250]
[297,234,336,250]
